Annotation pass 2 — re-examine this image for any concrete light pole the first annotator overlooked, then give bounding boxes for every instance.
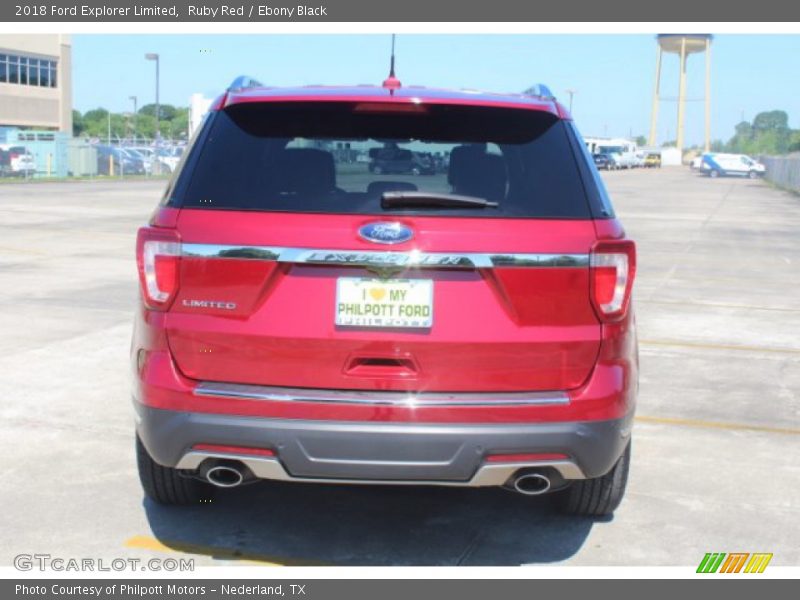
[129,95,137,143]
[145,52,160,173]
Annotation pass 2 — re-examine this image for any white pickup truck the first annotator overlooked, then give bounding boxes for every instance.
[596,141,638,169]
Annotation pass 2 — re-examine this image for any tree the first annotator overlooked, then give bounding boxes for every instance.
[752,110,789,133]
[72,110,85,136]
[139,103,178,121]
[169,107,190,140]
[726,110,794,155]
[82,108,109,123]
[79,108,111,139]
[789,130,800,153]
[135,114,157,140]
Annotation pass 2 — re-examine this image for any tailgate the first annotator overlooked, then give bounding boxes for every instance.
[165,210,601,393]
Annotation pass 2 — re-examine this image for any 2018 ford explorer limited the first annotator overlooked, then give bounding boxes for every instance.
[133,77,637,516]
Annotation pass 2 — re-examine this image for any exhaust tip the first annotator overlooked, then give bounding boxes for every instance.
[205,465,244,488]
[513,473,551,496]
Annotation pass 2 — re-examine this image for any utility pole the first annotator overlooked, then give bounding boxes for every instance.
[129,95,138,143]
[565,89,577,114]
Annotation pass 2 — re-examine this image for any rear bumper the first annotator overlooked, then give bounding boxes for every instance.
[135,402,633,484]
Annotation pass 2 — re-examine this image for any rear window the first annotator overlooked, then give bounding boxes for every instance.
[174,102,593,218]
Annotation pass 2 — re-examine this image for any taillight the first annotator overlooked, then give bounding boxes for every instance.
[136,227,181,310]
[10,152,19,159]
[590,240,636,322]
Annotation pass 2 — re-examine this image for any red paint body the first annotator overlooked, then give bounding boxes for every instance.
[132,85,637,426]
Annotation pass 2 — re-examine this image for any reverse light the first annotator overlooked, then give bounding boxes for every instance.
[136,227,181,310]
[590,240,636,321]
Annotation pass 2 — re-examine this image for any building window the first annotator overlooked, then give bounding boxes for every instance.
[28,58,39,86]
[9,56,19,84]
[0,52,57,88]
[39,61,50,87]
[19,57,28,84]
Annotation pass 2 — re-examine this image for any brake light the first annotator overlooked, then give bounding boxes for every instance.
[136,227,181,310]
[353,102,428,114]
[590,240,636,321]
[10,152,19,159]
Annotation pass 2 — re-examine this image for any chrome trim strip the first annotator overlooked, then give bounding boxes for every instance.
[175,452,586,483]
[181,244,589,269]
[489,253,589,268]
[194,382,569,408]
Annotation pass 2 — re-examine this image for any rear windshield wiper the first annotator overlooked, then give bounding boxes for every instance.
[381,191,499,209]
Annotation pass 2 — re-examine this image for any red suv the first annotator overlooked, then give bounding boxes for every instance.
[133,77,637,516]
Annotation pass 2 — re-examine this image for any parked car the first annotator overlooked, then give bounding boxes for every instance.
[95,145,145,175]
[129,146,177,174]
[155,146,184,173]
[0,144,36,177]
[644,153,661,168]
[593,153,614,170]
[133,77,637,517]
[122,148,153,175]
[702,153,766,179]
[368,147,435,175]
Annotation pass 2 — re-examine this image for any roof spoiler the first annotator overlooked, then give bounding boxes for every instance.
[227,76,264,92]
[522,84,555,99]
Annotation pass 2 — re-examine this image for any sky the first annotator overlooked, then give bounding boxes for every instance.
[72,34,800,146]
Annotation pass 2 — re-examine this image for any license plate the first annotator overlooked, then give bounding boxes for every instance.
[335,278,433,328]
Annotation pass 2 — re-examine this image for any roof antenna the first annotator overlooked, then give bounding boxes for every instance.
[382,34,402,92]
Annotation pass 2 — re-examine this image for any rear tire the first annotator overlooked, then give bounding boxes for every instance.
[553,442,630,516]
[136,435,215,505]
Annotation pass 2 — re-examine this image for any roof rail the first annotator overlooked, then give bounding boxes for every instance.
[523,84,555,100]
[227,76,264,92]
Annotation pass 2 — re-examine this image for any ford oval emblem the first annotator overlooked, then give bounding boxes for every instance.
[358,222,414,245]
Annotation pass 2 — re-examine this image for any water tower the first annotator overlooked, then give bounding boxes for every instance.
[648,34,713,153]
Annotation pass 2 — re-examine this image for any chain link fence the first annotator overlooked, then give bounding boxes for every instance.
[760,154,800,193]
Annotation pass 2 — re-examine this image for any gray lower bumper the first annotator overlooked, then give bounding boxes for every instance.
[135,404,632,484]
